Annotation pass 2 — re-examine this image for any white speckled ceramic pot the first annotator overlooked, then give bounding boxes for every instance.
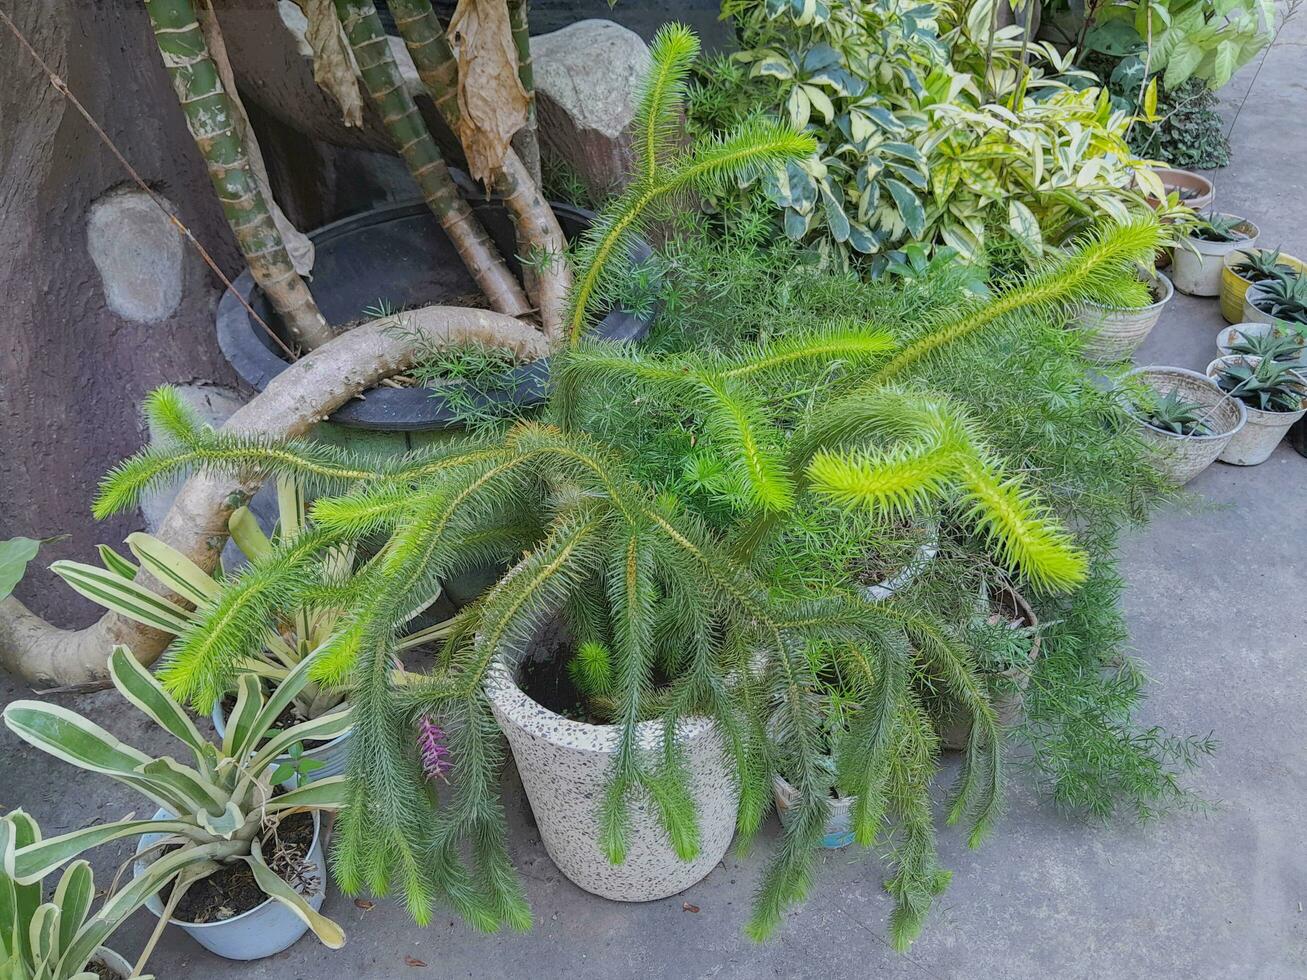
[1205,355,1307,465]
[486,641,738,902]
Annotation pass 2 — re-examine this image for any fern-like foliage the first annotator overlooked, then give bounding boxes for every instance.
[89,206,1165,948]
[565,24,816,344]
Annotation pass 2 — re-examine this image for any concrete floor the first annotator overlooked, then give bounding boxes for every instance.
[3,14,1305,980]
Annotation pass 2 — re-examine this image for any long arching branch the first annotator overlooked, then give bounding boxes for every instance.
[0,307,547,687]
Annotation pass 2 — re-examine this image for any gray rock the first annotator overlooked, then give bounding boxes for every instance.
[138,384,246,532]
[530,19,652,199]
[85,189,184,323]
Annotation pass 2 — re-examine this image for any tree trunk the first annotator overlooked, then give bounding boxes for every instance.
[387,0,570,341]
[334,0,533,319]
[0,305,548,687]
[143,0,335,349]
[0,0,244,628]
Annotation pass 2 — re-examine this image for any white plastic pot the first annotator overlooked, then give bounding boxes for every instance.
[88,947,133,977]
[211,702,351,781]
[1124,366,1246,484]
[859,532,939,602]
[1073,272,1173,363]
[772,774,855,849]
[485,637,737,902]
[1171,216,1259,296]
[1205,355,1307,465]
[134,809,326,961]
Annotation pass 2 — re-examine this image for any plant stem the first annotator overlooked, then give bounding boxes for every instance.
[386,0,569,342]
[143,0,335,350]
[333,0,533,320]
[507,0,542,188]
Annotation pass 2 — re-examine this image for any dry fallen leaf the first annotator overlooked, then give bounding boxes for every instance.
[405,955,428,968]
[448,0,528,183]
[301,0,365,128]
[353,898,376,912]
[682,901,700,913]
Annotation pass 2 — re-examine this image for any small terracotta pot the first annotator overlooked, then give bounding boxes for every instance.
[1205,355,1307,465]
[1171,215,1259,297]
[1221,249,1306,324]
[1146,167,1214,212]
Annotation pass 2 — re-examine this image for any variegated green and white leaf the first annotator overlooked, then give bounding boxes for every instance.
[10,819,203,884]
[108,646,212,772]
[49,561,193,634]
[126,532,219,607]
[243,840,344,949]
[52,860,94,955]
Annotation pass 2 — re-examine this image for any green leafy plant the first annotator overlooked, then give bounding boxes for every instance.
[1132,388,1213,435]
[85,217,1163,952]
[1191,213,1249,243]
[1249,273,1307,326]
[2,646,349,964]
[716,0,1162,265]
[1120,73,1230,169]
[1,812,156,980]
[1230,248,1299,284]
[52,474,449,722]
[1227,328,1305,363]
[0,536,44,602]
[1214,356,1307,412]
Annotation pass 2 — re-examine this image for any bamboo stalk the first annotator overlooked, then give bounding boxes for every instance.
[143,0,335,350]
[386,0,569,342]
[333,0,532,319]
[507,0,542,188]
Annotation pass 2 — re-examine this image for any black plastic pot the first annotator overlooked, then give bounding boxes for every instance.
[217,198,654,432]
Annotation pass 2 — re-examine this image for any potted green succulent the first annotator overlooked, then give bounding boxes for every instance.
[1,813,152,979]
[1122,366,1246,484]
[1221,247,1305,323]
[2,646,348,962]
[1073,269,1173,362]
[1170,213,1259,297]
[1244,273,1307,333]
[52,474,450,782]
[1215,323,1305,362]
[1205,354,1307,464]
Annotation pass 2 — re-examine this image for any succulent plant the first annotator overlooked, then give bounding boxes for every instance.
[1134,389,1214,436]
[1191,213,1250,243]
[1227,328,1305,364]
[1214,357,1307,413]
[1250,273,1307,326]
[1230,247,1298,284]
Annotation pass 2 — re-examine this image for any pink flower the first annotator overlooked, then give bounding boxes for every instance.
[417,715,452,783]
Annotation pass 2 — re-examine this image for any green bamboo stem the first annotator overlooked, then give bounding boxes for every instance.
[507,0,542,188]
[386,0,569,342]
[143,0,335,350]
[333,0,532,319]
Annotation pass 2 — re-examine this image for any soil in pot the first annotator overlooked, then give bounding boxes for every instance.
[518,631,676,726]
[157,811,317,925]
[88,963,123,980]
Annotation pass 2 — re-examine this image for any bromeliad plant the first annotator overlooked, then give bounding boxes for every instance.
[2,646,349,963]
[85,217,1162,949]
[51,476,448,720]
[1,813,156,980]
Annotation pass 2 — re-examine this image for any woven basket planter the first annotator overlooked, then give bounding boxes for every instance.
[1124,366,1246,484]
[1073,272,1173,363]
[1221,250,1306,324]
[1205,355,1307,465]
[1171,215,1258,297]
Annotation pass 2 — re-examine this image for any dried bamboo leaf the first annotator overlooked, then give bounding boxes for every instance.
[448,0,529,183]
[301,0,365,128]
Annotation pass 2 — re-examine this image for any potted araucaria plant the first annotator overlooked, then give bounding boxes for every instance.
[83,218,1164,950]
[1206,354,1307,464]
[3,646,349,962]
[1171,213,1259,297]
[1122,366,1246,483]
[1221,247,1306,323]
[52,472,452,781]
[1,812,155,979]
